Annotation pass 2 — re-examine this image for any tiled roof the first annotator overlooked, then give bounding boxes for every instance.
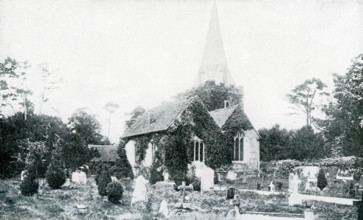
[89,145,119,162]
[208,105,239,128]
[122,98,193,138]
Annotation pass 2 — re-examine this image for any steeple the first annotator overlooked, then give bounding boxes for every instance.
[194,0,235,87]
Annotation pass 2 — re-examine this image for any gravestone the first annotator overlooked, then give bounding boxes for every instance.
[63,178,71,187]
[158,200,169,216]
[268,181,275,192]
[289,174,301,193]
[226,187,235,200]
[71,171,87,184]
[163,169,169,182]
[359,176,363,192]
[304,208,315,220]
[20,170,27,181]
[131,175,148,205]
[226,171,237,181]
[299,166,319,191]
[200,166,214,191]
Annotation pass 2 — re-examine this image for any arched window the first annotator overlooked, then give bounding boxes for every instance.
[191,136,205,162]
[233,131,244,161]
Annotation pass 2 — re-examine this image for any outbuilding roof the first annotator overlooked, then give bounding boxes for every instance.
[89,145,119,162]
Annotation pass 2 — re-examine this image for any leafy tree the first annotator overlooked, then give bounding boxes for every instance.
[125,106,145,129]
[0,112,68,178]
[175,80,243,111]
[285,126,327,160]
[67,110,104,145]
[258,125,292,161]
[317,168,328,190]
[321,54,363,156]
[63,110,108,169]
[22,141,47,178]
[111,140,134,179]
[286,78,329,127]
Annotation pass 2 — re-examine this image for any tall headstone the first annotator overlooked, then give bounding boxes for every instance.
[200,166,214,191]
[163,169,169,182]
[158,200,169,216]
[131,175,148,205]
[289,174,301,193]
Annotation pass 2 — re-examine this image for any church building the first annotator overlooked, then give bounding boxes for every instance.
[122,1,260,181]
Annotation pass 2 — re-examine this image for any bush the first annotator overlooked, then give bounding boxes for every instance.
[97,171,112,196]
[46,163,66,189]
[106,181,123,203]
[20,174,38,196]
[275,181,283,191]
[317,168,328,190]
[46,148,66,189]
[191,178,201,191]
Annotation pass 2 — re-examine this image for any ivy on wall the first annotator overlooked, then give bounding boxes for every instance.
[121,98,233,184]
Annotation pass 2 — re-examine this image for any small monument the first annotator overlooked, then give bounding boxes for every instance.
[226,187,235,200]
[20,170,27,181]
[226,171,237,181]
[158,200,169,216]
[131,175,149,205]
[268,181,275,192]
[163,169,169,182]
[71,170,87,185]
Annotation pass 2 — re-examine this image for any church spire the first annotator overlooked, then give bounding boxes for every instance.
[194,0,235,87]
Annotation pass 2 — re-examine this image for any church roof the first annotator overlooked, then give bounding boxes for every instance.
[208,104,239,128]
[89,145,119,162]
[122,98,193,138]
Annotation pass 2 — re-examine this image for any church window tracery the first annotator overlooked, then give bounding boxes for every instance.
[191,136,205,162]
[233,131,244,161]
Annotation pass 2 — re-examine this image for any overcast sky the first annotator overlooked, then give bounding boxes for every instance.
[1,0,363,142]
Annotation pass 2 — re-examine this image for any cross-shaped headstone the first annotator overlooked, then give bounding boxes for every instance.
[178,181,187,203]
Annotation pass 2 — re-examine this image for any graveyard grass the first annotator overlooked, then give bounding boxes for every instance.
[0,176,358,220]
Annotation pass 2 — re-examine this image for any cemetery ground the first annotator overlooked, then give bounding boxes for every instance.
[0,175,358,220]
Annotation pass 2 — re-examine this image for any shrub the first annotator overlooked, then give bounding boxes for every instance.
[191,178,201,191]
[46,163,66,189]
[97,171,112,196]
[317,168,328,190]
[106,181,123,203]
[274,181,283,191]
[20,174,38,196]
[46,148,66,189]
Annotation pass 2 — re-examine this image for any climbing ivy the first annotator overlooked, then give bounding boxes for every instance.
[122,98,233,184]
